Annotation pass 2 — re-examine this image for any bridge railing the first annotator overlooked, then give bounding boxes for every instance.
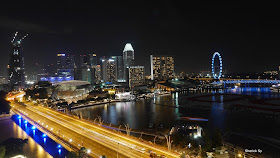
[213,79,280,85]
[12,108,89,157]
[42,104,180,155]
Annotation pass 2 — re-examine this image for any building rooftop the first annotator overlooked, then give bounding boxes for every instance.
[123,43,134,52]
[53,80,90,87]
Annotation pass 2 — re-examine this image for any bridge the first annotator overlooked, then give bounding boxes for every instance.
[8,93,180,158]
[213,79,280,85]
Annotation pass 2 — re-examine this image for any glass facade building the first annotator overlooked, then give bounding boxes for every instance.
[150,55,174,80]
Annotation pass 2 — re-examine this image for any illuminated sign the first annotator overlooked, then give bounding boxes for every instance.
[57,54,66,57]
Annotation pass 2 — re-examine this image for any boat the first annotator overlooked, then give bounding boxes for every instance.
[181,117,208,122]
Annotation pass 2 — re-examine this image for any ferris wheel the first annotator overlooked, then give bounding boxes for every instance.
[211,52,222,79]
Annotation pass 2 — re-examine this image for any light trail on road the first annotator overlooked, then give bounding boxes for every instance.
[10,98,180,158]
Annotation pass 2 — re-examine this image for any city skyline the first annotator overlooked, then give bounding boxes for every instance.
[2,2,280,158]
[1,1,280,77]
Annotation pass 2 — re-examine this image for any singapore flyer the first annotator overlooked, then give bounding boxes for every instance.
[211,52,222,79]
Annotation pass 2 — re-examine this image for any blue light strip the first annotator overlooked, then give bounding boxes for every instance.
[188,118,208,121]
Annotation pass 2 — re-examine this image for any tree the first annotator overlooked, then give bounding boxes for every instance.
[0,91,10,114]
[66,151,79,158]
[180,153,186,158]
[212,129,222,149]
[0,138,28,157]
[0,146,5,158]
[78,147,88,158]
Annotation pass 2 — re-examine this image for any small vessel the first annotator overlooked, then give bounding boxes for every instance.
[181,117,208,122]
[270,84,280,92]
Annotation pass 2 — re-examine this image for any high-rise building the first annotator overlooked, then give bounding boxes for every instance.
[128,66,145,88]
[57,53,66,69]
[94,65,101,84]
[7,32,28,90]
[106,58,117,82]
[112,56,124,82]
[100,57,107,82]
[79,67,95,84]
[74,54,99,84]
[66,54,75,69]
[123,43,135,81]
[57,53,74,77]
[100,57,117,83]
[150,55,175,80]
[78,54,88,68]
[89,54,97,66]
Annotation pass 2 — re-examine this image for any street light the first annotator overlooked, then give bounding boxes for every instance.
[118,125,122,133]
[139,132,143,140]
[160,132,173,151]
[123,123,132,136]
[97,116,104,126]
[153,135,157,146]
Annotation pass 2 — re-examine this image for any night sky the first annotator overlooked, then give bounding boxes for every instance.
[1,1,280,77]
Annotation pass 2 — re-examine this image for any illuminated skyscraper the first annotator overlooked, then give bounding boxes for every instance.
[74,54,98,84]
[57,53,74,78]
[123,43,134,81]
[106,58,117,82]
[57,53,66,69]
[66,54,75,69]
[100,57,107,82]
[7,32,28,90]
[100,57,117,83]
[94,65,101,83]
[111,56,124,82]
[150,55,174,80]
[128,66,145,88]
[89,54,97,66]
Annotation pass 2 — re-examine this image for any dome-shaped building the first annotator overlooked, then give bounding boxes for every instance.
[51,80,93,101]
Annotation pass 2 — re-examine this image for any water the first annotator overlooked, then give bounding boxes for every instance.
[72,87,280,140]
[0,116,69,158]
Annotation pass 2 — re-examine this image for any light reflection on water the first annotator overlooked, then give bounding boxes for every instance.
[210,94,226,129]
[72,87,280,139]
[0,119,53,158]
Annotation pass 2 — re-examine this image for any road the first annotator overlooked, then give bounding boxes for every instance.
[11,100,180,158]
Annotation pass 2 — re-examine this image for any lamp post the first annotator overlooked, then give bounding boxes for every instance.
[97,116,104,126]
[139,132,144,140]
[161,132,173,151]
[123,123,132,136]
[153,135,157,146]
[118,125,122,133]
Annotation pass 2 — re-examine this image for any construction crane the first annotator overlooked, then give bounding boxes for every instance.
[11,32,28,45]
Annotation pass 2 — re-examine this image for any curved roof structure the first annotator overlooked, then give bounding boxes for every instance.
[53,80,90,87]
[123,43,134,52]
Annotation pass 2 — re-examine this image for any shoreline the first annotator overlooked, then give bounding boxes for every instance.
[70,99,121,110]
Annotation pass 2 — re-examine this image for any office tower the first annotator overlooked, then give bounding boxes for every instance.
[57,53,66,69]
[66,54,75,69]
[128,66,145,88]
[57,53,74,77]
[89,54,97,66]
[100,57,117,83]
[74,54,98,84]
[100,57,107,82]
[111,56,124,82]
[79,67,95,84]
[7,32,28,90]
[79,54,88,67]
[107,58,117,82]
[150,55,175,80]
[123,43,134,81]
[94,65,101,83]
